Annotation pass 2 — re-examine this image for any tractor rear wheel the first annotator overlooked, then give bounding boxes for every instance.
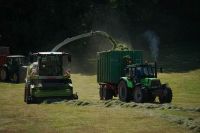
[0,67,7,81]
[159,87,172,103]
[118,80,130,102]
[134,86,146,103]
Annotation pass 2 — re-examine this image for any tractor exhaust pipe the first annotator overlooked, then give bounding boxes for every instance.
[155,61,157,78]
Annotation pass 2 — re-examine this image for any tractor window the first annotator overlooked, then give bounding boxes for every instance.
[135,66,155,78]
[39,55,62,76]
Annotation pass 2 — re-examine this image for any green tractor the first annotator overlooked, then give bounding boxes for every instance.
[0,55,27,83]
[97,50,172,103]
[118,63,172,103]
[24,52,78,104]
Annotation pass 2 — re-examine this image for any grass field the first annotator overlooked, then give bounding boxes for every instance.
[0,69,200,133]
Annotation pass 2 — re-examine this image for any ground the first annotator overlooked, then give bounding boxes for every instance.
[0,69,200,133]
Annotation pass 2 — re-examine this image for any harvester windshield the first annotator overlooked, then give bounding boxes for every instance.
[39,55,62,76]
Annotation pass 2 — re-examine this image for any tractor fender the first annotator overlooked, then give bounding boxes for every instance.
[119,77,134,88]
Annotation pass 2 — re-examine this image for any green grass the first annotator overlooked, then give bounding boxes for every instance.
[0,69,200,133]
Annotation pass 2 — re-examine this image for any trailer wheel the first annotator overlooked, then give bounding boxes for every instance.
[0,67,7,81]
[159,87,172,103]
[103,87,113,100]
[118,80,130,102]
[133,86,146,103]
[99,86,103,100]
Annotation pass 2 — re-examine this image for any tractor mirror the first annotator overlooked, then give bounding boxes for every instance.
[68,55,71,62]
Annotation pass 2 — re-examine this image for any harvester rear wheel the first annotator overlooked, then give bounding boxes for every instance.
[118,80,130,102]
[159,87,172,103]
[133,86,146,103]
[24,84,33,104]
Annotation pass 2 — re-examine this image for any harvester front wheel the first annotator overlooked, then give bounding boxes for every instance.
[118,80,130,102]
[159,87,172,103]
[24,84,33,104]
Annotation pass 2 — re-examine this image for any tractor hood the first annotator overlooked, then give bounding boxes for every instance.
[141,78,161,88]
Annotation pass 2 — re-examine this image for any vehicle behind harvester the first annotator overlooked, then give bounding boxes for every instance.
[0,47,27,83]
[24,52,78,104]
[97,50,172,103]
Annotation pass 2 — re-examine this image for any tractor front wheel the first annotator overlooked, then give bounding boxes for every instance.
[133,86,146,103]
[148,92,156,103]
[159,87,172,103]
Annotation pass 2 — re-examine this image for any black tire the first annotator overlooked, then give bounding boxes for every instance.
[103,87,113,100]
[159,87,172,103]
[0,67,8,81]
[118,80,130,102]
[72,93,78,100]
[24,84,33,104]
[12,73,19,83]
[99,86,103,100]
[148,92,156,103]
[133,86,146,103]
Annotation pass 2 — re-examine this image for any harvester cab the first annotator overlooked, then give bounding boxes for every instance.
[24,52,78,104]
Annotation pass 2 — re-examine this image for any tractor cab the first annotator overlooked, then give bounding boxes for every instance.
[126,64,156,80]
[0,55,27,83]
[7,55,26,68]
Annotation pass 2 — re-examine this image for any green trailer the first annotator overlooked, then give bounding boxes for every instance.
[97,50,172,103]
[97,50,143,84]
